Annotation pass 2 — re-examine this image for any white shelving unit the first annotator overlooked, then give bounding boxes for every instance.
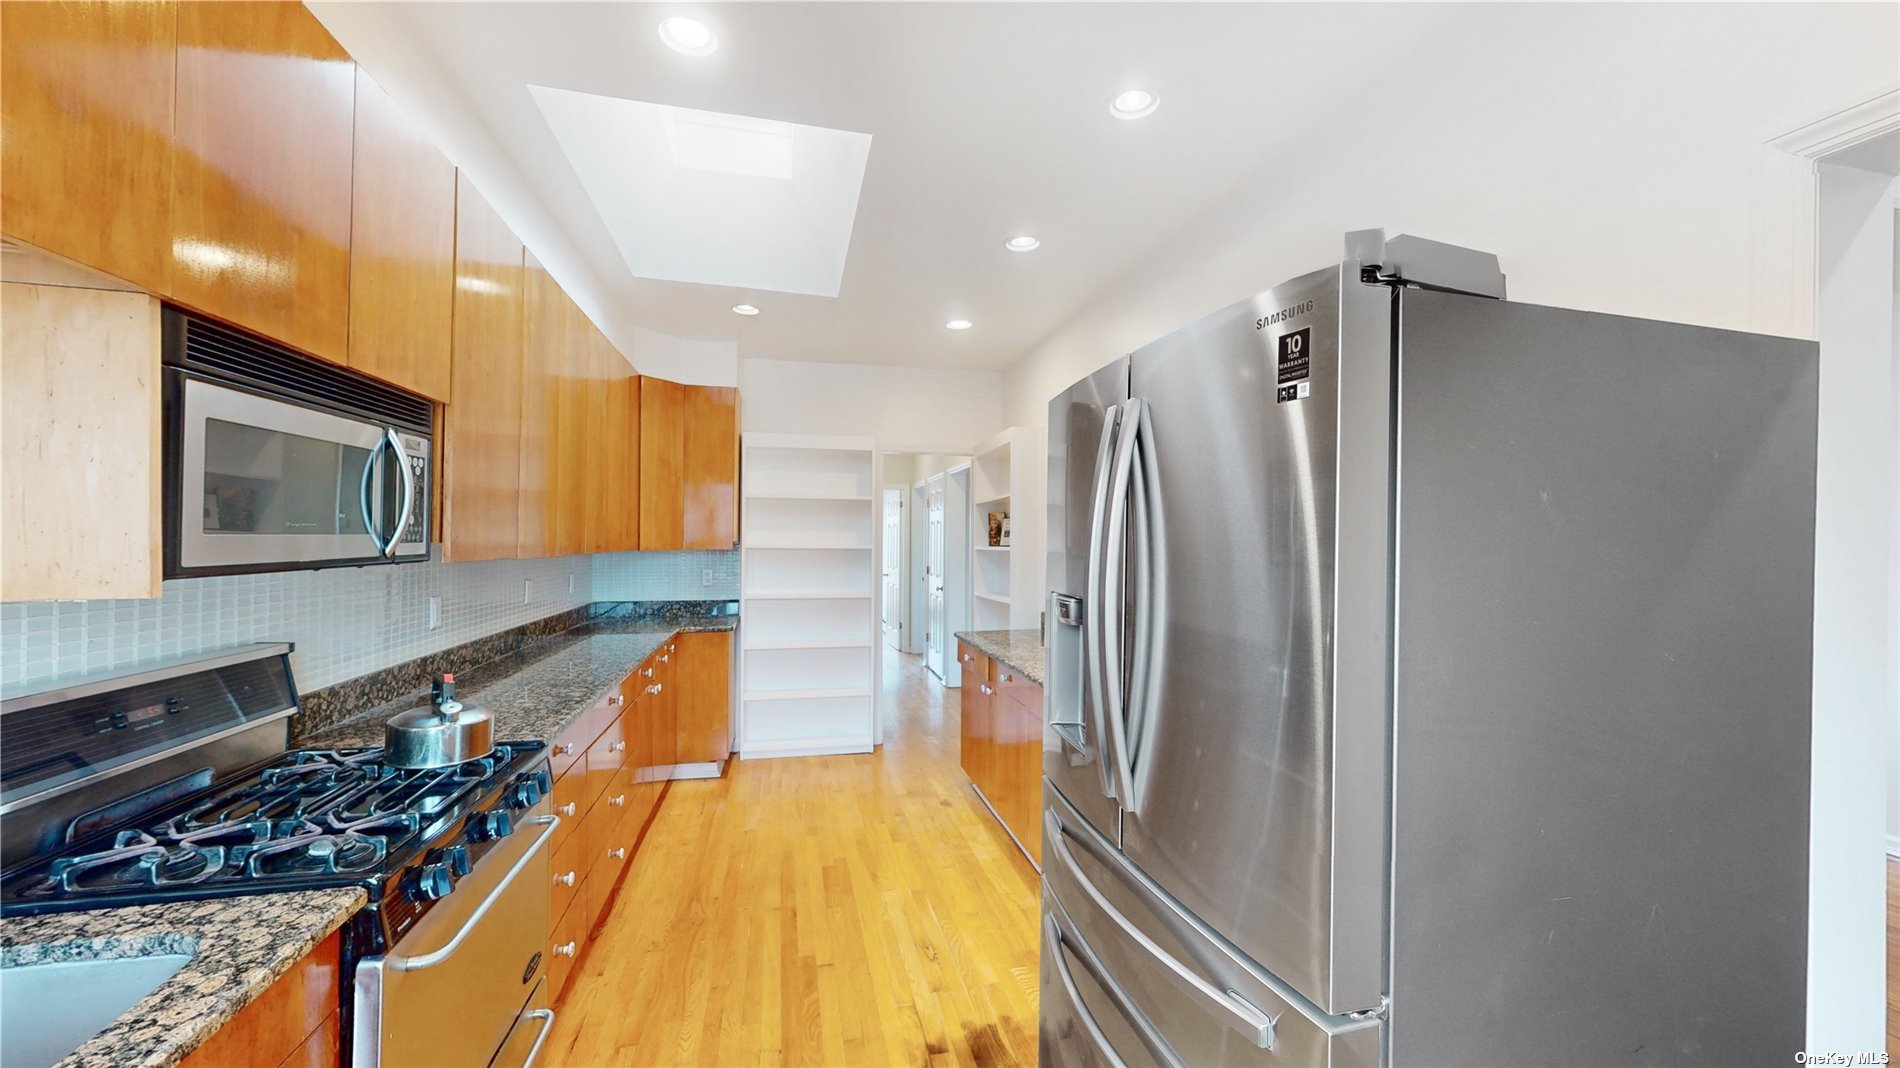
[968,426,1046,633]
[739,434,879,759]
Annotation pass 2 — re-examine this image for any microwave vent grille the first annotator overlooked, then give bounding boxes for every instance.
[170,312,433,432]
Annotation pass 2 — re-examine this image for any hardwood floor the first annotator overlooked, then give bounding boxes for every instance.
[544,648,1040,1067]
[1889,856,1898,1055]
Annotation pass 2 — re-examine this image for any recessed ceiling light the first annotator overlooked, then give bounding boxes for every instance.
[658,16,718,57]
[945,319,973,331]
[1108,88,1159,120]
[732,303,760,316]
[1004,235,1040,252]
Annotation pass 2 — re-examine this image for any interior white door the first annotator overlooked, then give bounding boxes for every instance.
[881,489,903,649]
[926,478,947,680]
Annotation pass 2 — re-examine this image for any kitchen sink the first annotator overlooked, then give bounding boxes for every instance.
[0,952,192,1068]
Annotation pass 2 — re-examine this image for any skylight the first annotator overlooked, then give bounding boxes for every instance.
[529,85,872,297]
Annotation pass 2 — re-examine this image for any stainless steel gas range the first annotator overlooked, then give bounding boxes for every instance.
[0,645,560,1068]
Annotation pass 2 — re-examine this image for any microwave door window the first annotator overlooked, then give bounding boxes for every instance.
[202,418,372,537]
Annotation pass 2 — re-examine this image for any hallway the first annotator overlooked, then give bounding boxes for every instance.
[544,649,1041,1067]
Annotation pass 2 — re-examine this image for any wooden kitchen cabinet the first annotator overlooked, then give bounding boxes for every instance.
[956,640,1042,865]
[171,0,356,365]
[1,284,162,601]
[0,0,178,294]
[587,336,640,554]
[346,66,455,401]
[181,930,341,1068]
[441,173,524,562]
[638,376,687,549]
[675,631,734,765]
[639,378,739,550]
[551,292,594,557]
[683,386,740,549]
[518,251,565,558]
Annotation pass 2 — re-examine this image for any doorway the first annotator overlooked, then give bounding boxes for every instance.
[881,487,905,650]
[879,451,973,717]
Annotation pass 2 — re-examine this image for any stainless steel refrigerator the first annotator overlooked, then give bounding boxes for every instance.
[1040,230,1815,1067]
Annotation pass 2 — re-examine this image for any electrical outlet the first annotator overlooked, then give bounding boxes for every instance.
[427,596,441,631]
[567,572,576,595]
[701,568,715,587]
[523,580,534,605]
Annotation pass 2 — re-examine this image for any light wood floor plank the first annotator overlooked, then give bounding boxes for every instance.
[545,649,1040,1067]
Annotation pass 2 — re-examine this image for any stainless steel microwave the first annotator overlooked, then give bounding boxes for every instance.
[162,310,433,577]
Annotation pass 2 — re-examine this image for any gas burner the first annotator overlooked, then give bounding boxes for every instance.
[40,831,230,893]
[245,831,386,877]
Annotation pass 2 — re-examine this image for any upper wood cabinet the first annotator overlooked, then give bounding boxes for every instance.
[1,283,162,601]
[441,174,523,562]
[640,378,738,550]
[638,377,687,549]
[0,1,178,294]
[551,291,591,557]
[518,250,565,559]
[683,386,739,549]
[171,1,355,364]
[600,352,642,553]
[346,66,455,401]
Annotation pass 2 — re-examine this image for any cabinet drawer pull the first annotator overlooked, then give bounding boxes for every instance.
[1002,672,1014,682]
[609,740,626,753]
[553,941,577,957]
[555,870,576,887]
[607,694,623,706]
[643,667,655,678]
[608,847,627,860]
[979,684,993,695]
[646,684,663,695]
[961,652,972,662]
[557,802,576,817]
[555,743,576,756]
[610,794,626,807]
[659,654,670,664]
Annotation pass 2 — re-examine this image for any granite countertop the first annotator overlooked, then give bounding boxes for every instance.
[954,629,1045,686]
[305,616,735,750]
[0,888,365,1068]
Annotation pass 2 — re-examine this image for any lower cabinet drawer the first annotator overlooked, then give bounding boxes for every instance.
[548,894,586,1004]
[550,763,586,854]
[549,829,582,927]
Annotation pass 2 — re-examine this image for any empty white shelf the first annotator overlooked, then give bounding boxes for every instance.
[744,639,874,651]
[742,589,874,601]
[974,592,1012,605]
[744,687,874,702]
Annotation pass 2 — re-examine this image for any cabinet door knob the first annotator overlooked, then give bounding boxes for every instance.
[659,654,670,664]
[610,794,626,807]
[1002,673,1013,682]
[555,743,576,756]
[610,740,626,753]
[557,802,576,817]
[608,694,624,706]
[554,941,577,957]
[646,683,663,695]
[555,870,576,887]
[608,847,627,860]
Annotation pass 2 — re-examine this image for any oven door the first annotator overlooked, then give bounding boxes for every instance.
[352,797,557,1068]
[172,374,429,575]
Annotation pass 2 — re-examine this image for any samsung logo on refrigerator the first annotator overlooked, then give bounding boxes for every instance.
[1255,300,1315,330]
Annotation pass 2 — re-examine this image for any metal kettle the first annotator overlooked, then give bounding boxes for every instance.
[384,674,494,769]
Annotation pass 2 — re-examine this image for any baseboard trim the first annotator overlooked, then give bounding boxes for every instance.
[1887,833,1899,859]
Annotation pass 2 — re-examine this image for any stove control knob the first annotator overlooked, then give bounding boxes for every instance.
[532,768,552,795]
[472,809,513,841]
[510,775,544,809]
[444,845,472,877]
[414,863,455,901]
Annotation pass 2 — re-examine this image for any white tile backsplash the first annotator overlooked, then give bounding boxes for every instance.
[0,553,596,695]
[592,549,740,601]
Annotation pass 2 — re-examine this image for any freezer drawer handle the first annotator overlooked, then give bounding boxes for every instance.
[1042,916,1131,1068]
[1045,809,1277,1050]
[518,1008,556,1068]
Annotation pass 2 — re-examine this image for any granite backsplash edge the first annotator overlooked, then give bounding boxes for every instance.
[292,600,735,743]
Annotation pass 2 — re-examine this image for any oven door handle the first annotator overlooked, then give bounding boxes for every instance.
[359,430,392,557]
[383,428,414,559]
[389,814,559,973]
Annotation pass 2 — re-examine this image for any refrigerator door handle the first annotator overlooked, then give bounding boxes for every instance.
[1123,400,1165,816]
[1042,916,1133,1068]
[1045,808,1278,1051]
[1101,398,1143,813]
[1084,403,1124,798]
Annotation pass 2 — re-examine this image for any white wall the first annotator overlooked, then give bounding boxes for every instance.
[739,357,1003,453]
[1811,159,1898,1047]
[1000,4,1897,427]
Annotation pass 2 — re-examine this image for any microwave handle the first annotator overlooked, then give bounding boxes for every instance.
[384,428,414,559]
[359,430,392,557]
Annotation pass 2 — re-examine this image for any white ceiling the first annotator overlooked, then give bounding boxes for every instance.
[314,3,1471,371]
